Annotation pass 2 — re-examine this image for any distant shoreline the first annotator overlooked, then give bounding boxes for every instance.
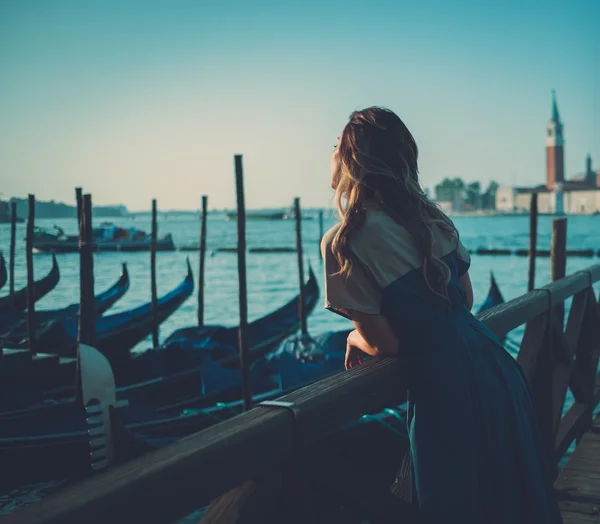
[447,211,599,218]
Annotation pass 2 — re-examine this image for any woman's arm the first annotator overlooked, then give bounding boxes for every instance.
[460,272,474,311]
[348,311,400,357]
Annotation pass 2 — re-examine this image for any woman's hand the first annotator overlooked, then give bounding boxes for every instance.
[345,338,365,370]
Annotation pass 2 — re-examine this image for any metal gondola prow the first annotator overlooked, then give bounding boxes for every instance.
[79,343,127,472]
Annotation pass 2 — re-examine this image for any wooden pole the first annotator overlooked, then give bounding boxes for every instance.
[234,154,253,411]
[527,193,538,292]
[551,217,567,327]
[150,199,159,348]
[78,194,95,347]
[25,195,36,354]
[9,201,17,306]
[198,195,208,326]
[294,197,308,336]
[318,209,324,263]
[75,187,83,229]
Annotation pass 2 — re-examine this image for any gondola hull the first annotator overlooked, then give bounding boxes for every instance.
[0,267,321,416]
[3,262,193,362]
[0,254,60,313]
[117,265,320,385]
[0,254,6,291]
[0,263,130,337]
[0,336,355,490]
[477,271,505,314]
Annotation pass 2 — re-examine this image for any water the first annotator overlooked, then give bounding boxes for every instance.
[1,213,599,518]
[1,213,599,354]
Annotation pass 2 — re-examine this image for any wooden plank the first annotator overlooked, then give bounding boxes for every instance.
[570,288,600,403]
[551,321,577,438]
[561,502,600,523]
[557,413,600,523]
[516,312,547,382]
[477,288,549,337]
[546,272,590,307]
[555,375,600,459]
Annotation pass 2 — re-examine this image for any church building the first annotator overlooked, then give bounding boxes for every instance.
[496,92,600,214]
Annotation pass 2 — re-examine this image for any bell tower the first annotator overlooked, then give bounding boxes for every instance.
[546,90,565,190]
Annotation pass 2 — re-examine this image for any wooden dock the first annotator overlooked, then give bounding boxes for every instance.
[4,263,600,524]
[556,412,600,523]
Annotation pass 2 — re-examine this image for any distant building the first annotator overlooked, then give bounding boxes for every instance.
[496,91,600,214]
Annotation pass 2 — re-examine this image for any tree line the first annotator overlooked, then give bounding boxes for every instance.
[433,178,499,210]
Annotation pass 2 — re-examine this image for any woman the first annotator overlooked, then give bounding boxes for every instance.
[321,107,562,523]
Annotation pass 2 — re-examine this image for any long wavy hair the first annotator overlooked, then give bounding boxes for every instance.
[331,106,458,299]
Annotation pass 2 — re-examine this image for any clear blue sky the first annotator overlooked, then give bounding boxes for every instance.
[1,0,598,211]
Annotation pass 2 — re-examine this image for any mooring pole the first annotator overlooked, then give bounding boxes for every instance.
[551,217,567,328]
[150,199,159,348]
[235,154,253,411]
[9,201,17,306]
[25,195,36,354]
[318,209,324,263]
[527,193,538,292]
[75,187,83,228]
[78,194,96,347]
[198,195,208,326]
[294,197,308,337]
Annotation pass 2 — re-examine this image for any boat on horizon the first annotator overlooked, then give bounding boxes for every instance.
[31,223,176,253]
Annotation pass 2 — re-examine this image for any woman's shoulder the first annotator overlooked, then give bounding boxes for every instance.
[353,208,415,253]
[320,209,406,257]
[320,222,341,260]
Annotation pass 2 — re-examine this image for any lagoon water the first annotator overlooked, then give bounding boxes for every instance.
[1,212,599,353]
[1,212,599,517]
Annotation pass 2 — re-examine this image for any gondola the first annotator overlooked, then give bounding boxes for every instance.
[477,271,505,314]
[0,253,6,291]
[0,253,60,313]
[0,331,355,490]
[476,271,507,345]
[0,266,321,415]
[103,265,321,407]
[4,260,194,363]
[0,263,130,336]
[120,264,320,382]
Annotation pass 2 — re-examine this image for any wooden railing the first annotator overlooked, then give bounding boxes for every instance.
[7,264,600,524]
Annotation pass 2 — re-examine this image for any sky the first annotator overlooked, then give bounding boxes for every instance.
[0,0,599,211]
